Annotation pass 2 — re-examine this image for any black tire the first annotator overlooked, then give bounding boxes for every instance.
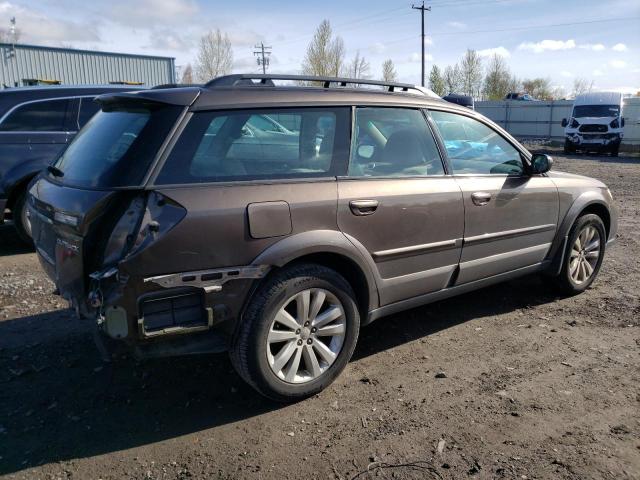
[610,144,619,157]
[13,191,33,246]
[230,263,360,402]
[563,140,575,155]
[552,214,606,295]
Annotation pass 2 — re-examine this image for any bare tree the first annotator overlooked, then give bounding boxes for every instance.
[482,54,512,100]
[181,63,194,84]
[550,85,566,100]
[522,77,553,100]
[460,49,483,98]
[348,50,370,82]
[571,78,593,98]
[381,59,398,83]
[428,65,446,97]
[301,20,345,78]
[443,64,462,94]
[194,29,233,82]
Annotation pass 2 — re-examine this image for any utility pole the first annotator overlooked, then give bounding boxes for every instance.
[253,42,272,74]
[412,1,431,87]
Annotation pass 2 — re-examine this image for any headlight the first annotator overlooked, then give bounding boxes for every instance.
[610,119,619,129]
[570,119,579,128]
[54,211,79,227]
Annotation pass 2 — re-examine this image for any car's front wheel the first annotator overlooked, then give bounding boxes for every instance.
[13,191,33,246]
[230,263,360,402]
[552,214,606,295]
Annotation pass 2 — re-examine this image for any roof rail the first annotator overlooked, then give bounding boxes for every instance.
[204,74,439,98]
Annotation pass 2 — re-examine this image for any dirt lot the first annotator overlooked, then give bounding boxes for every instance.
[1,152,638,480]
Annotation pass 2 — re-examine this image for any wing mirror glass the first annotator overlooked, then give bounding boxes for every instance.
[531,153,553,174]
[357,145,375,159]
[561,118,568,128]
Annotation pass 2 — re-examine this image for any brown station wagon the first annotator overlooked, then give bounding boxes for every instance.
[29,74,618,401]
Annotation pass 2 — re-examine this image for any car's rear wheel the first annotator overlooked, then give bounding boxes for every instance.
[230,263,360,402]
[610,144,620,157]
[563,139,575,154]
[552,214,606,295]
[13,191,33,246]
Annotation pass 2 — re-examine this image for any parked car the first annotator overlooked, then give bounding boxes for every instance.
[29,74,617,402]
[0,85,140,243]
[505,92,537,101]
[562,91,625,156]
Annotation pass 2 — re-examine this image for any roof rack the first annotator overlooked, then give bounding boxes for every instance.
[204,74,439,98]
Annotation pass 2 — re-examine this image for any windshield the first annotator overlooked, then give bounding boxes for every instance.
[573,105,620,118]
[54,104,181,188]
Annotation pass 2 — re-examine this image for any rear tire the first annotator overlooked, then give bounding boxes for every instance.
[13,191,33,246]
[610,144,619,157]
[563,140,575,155]
[230,263,360,402]
[551,214,606,295]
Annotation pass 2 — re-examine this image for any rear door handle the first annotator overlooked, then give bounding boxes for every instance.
[349,199,379,216]
[471,192,492,206]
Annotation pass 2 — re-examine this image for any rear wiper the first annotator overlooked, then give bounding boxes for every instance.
[47,165,64,177]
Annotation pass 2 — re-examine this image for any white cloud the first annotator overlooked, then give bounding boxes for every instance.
[518,39,576,53]
[446,21,466,29]
[612,43,628,52]
[592,69,604,77]
[610,60,627,68]
[369,42,386,55]
[423,37,433,46]
[407,52,433,63]
[579,43,605,51]
[0,1,100,44]
[105,0,199,27]
[477,46,510,58]
[560,70,573,78]
[146,28,192,51]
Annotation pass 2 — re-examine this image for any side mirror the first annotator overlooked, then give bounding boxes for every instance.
[531,153,553,174]
[561,118,568,128]
[357,144,375,159]
[621,117,625,128]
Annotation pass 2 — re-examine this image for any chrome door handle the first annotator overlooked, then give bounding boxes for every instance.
[349,199,379,216]
[471,192,492,206]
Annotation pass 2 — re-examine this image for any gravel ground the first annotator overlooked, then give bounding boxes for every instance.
[0,152,638,480]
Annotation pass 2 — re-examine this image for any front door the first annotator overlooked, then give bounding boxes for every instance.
[429,109,559,285]
[337,107,464,306]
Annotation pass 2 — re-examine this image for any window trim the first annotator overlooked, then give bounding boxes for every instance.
[149,106,352,187]
[338,105,448,181]
[426,107,533,177]
[0,95,95,134]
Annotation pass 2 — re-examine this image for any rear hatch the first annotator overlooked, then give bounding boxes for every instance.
[30,94,188,315]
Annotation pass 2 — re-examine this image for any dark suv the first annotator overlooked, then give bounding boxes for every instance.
[0,85,138,242]
[29,74,617,401]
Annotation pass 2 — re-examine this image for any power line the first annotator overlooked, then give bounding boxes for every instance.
[412,1,431,87]
[253,43,272,74]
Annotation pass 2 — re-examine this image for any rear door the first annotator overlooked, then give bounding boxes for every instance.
[429,109,559,284]
[337,107,464,306]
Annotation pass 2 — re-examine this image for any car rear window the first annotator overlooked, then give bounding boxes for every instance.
[155,107,350,184]
[54,103,181,188]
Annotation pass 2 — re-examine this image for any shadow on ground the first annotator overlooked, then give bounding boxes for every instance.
[0,271,559,474]
[0,223,33,257]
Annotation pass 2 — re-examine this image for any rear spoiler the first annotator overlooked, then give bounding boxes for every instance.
[96,87,201,107]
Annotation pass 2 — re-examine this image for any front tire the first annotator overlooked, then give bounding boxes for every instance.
[552,214,606,295]
[230,263,360,402]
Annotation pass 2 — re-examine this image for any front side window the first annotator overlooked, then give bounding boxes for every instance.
[0,99,71,132]
[348,107,444,177]
[156,108,349,184]
[54,103,182,188]
[430,110,524,175]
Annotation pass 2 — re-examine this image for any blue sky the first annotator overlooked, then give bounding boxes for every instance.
[2,0,639,94]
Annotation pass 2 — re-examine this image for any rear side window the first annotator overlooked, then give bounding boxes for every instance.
[0,99,71,132]
[156,108,350,184]
[430,110,524,175]
[54,104,182,188]
[349,107,444,177]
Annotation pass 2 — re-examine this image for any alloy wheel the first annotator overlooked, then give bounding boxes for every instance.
[266,288,346,384]
[569,225,601,285]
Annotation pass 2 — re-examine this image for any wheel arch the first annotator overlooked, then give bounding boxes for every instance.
[250,230,380,316]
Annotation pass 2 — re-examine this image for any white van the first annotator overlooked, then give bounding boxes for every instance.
[562,91,625,156]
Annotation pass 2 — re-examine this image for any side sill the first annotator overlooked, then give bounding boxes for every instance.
[365,262,547,325]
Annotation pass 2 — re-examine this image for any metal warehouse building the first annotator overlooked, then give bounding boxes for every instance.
[0,43,175,89]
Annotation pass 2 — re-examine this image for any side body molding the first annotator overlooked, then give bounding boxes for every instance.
[251,229,380,311]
